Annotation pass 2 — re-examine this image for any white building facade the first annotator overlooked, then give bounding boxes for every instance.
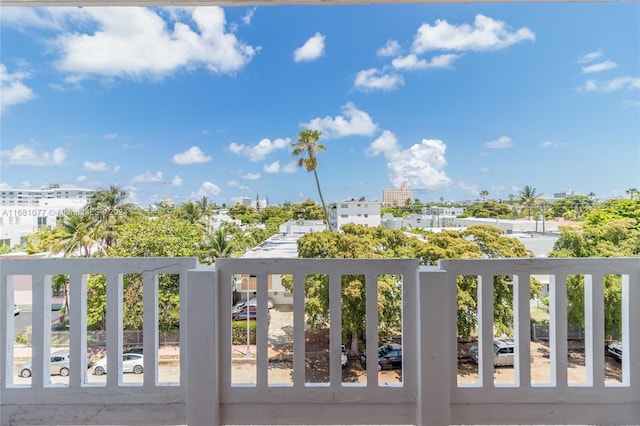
[0,185,93,248]
[328,199,381,231]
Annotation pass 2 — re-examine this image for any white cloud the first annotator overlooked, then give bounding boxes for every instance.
[0,64,36,114]
[377,40,401,57]
[602,76,640,92]
[480,167,489,173]
[581,60,617,74]
[367,130,452,190]
[264,161,280,173]
[228,137,289,161]
[578,50,603,63]
[579,76,640,93]
[227,180,249,190]
[282,161,298,173]
[354,68,404,92]
[1,144,66,166]
[366,130,399,156]
[190,181,221,199]
[293,32,325,63]
[485,136,513,149]
[131,171,164,182]
[243,172,261,180]
[103,133,118,140]
[76,175,87,183]
[172,146,212,164]
[83,161,110,172]
[539,141,555,148]
[301,102,379,139]
[411,14,535,54]
[242,8,256,25]
[391,53,460,70]
[170,175,183,186]
[26,7,258,81]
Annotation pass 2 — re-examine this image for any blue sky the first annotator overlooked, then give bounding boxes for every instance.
[1,3,639,207]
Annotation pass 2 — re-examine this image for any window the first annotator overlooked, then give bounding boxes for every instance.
[38,217,47,227]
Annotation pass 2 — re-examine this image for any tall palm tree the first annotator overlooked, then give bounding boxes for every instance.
[626,188,638,200]
[291,129,334,232]
[519,185,542,220]
[479,190,489,201]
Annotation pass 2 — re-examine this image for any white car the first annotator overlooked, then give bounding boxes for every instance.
[92,353,144,376]
[341,345,348,369]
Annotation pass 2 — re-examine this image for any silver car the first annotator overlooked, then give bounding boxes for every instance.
[20,350,70,378]
[92,353,144,376]
[469,339,516,366]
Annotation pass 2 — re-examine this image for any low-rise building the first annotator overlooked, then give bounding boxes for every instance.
[328,198,381,231]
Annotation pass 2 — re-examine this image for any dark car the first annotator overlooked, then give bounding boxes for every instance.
[361,343,402,371]
[232,305,271,322]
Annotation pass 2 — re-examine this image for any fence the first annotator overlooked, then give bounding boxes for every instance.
[1,256,639,425]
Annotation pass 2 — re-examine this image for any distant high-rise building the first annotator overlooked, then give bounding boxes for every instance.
[553,190,576,199]
[382,182,412,207]
[0,184,93,248]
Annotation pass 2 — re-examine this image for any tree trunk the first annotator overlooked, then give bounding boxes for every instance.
[313,169,334,232]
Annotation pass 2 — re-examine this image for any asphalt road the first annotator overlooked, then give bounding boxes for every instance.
[13,308,66,337]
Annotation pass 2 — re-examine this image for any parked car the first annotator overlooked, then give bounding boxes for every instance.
[607,341,622,362]
[20,350,70,378]
[341,345,348,369]
[123,346,143,355]
[360,343,402,371]
[92,353,144,376]
[469,339,532,366]
[234,297,275,311]
[232,305,271,322]
[14,304,20,315]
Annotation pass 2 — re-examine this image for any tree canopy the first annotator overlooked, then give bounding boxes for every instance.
[291,224,537,348]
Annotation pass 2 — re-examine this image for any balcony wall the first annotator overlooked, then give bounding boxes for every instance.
[1,256,638,425]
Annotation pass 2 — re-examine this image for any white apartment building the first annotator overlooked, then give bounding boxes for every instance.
[0,184,93,248]
[328,198,381,231]
[421,206,464,216]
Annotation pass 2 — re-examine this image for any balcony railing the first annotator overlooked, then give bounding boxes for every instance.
[1,256,638,425]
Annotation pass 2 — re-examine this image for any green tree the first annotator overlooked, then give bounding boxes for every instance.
[479,190,489,200]
[625,188,638,200]
[291,129,334,232]
[86,215,203,331]
[291,224,538,349]
[519,185,542,220]
[228,204,260,224]
[459,201,513,219]
[292,199,325,221]
[550,199,640,339]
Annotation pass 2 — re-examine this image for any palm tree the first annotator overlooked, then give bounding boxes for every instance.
[480,190,489,201]
[626,188,638,200]
[291,129,334,232]
[52,211,98,257]
[519,185,542,220]
[87,185,133,252]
